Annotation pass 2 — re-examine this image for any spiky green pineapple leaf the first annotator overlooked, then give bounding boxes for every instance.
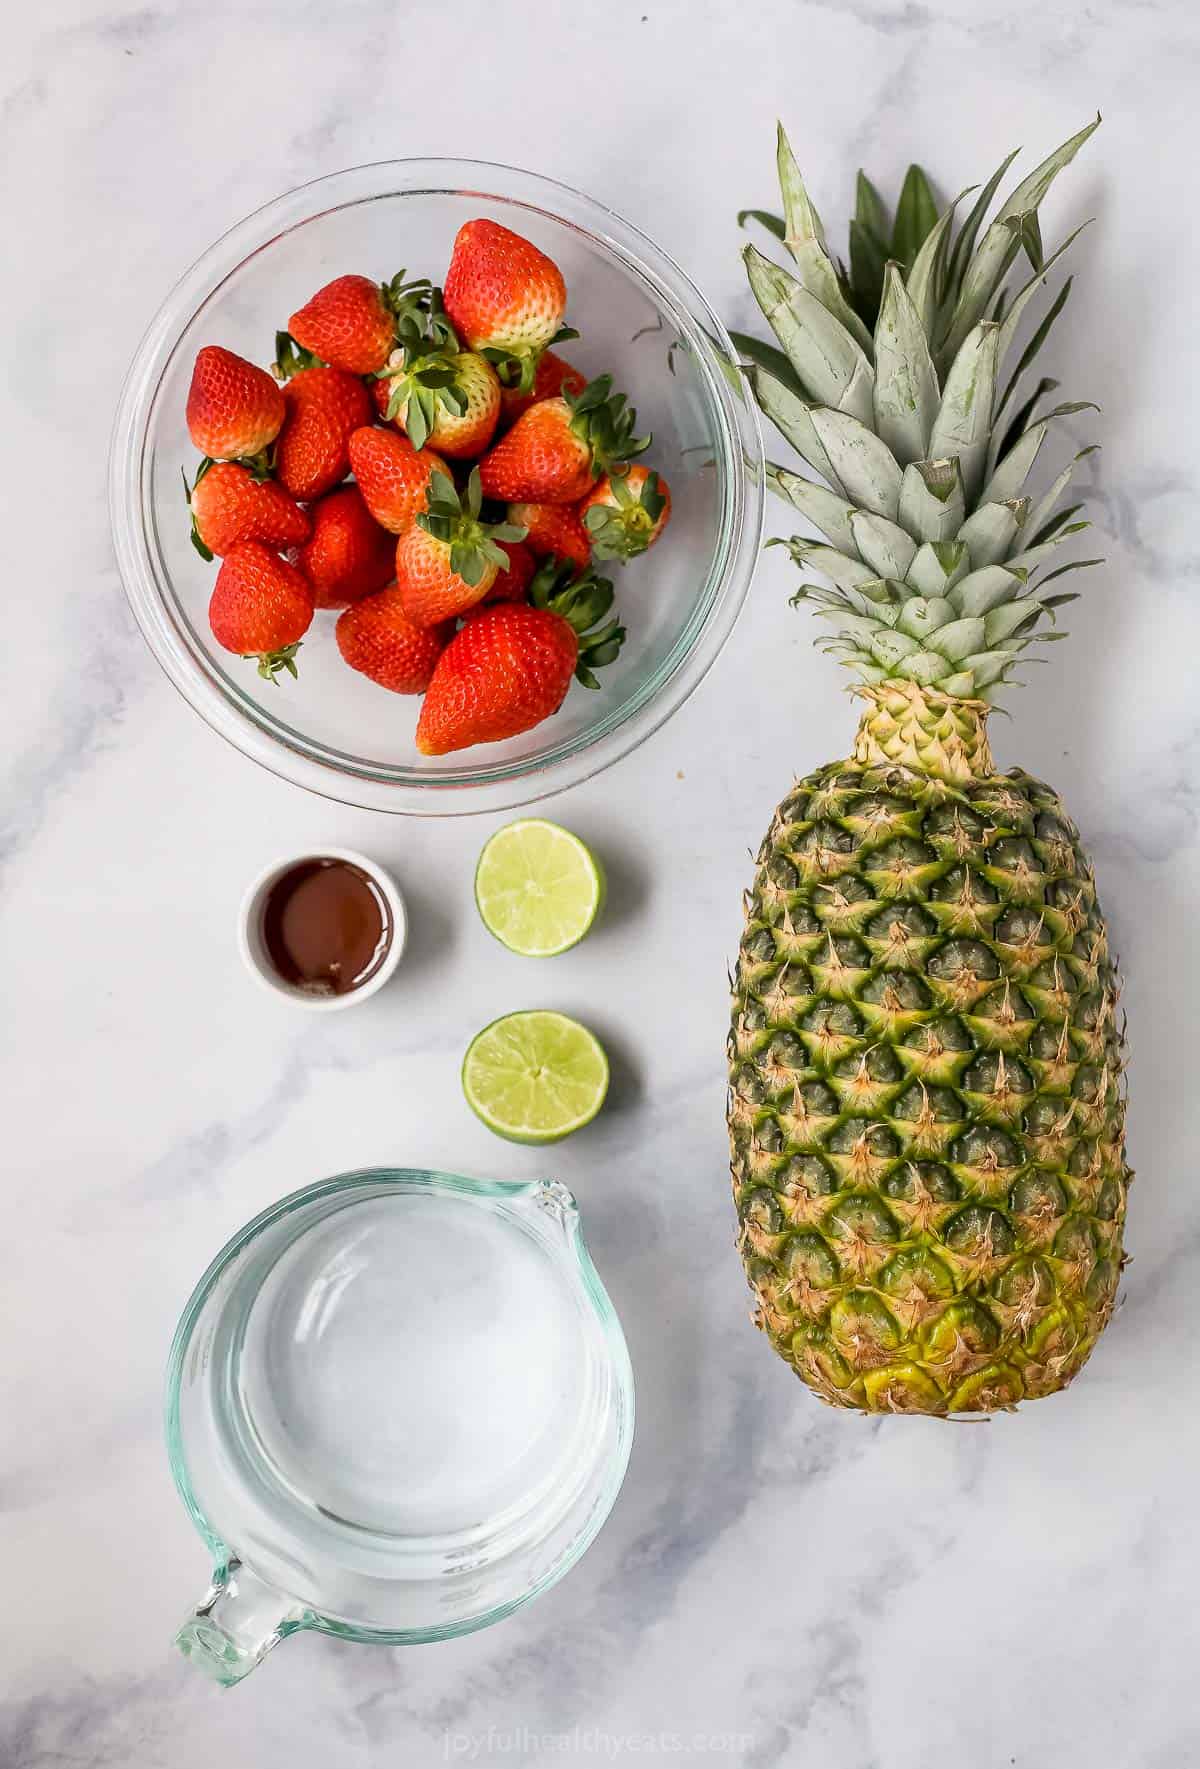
[995,376,1060,462]
[896,594,955,637]
[848,172,891,324]
[849,510,917,579]
[941,146,1023,299]
[744,246,875,424]
[986,399,1100,484]
[983,597,1048,643]
[937,118,1099,367]
[905,188,973,340]
[1019,211,1045,273]
[873,263,940,467]
[923,613,987,658]
[1007,525,1090,579]
[1033,556,1104,590]
[775,540,881,592]
[848,220,889,326]
[1030,501,1085,546]
[897,457,965,542]
[928,321,999,504]
[766,464,859,553]
[980,422,1049,504]
[906,539,969,596]
[951,564,1029,616]
[958,499,1029,568]
[751,368,846,490]
[994,225,1088,379]
[996,274,1076,418]
[809,408,903,519]
[948,155,1026,300]
[775,124,875,354]
[737,208,787,242]
[729,331,805,395]
[1023,448,1097,548]
[891,165,939,270]
[856,171,891,245]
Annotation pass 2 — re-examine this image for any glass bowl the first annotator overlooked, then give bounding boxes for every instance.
[166,1169,634,1683]
[110,158,763,816]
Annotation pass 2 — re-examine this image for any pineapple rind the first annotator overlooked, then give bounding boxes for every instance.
[729,748,1129,1416]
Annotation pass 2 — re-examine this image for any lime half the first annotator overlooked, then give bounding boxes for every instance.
[463,1010,610,1144]
[475,820,604,958]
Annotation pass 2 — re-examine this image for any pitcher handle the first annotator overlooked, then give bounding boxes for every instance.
[175,1558,307,1686]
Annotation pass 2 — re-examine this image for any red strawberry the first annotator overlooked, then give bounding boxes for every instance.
[508,501,592,570]
[498,350,587,427]
[416,559,625,756]
[395,467,527,627]
[186,460,310,560]
[481,539,536,605]
[274,366,373,501]
[186,346,285,461]
[287,275,397,375]
[443,220,572,393]
[348,428,446,535]
[580,466,672,560]
[293,485,394,610]
[479,375,650,504]
[336,589,452,693]
[208,542,314,680]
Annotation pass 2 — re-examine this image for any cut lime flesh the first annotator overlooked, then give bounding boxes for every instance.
[474,820,604,958]
[462,1010,610,1144]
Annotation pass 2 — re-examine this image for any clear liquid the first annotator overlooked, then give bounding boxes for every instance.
[237,1194,586,1539]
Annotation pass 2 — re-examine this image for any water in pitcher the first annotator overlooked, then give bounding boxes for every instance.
[237,1193,586,1540]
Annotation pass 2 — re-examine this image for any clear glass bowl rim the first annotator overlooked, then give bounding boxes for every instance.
[164,1166,636,1644]
[109,156,764,817]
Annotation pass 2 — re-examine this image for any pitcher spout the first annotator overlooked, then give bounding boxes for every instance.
[176,1558,307,1687]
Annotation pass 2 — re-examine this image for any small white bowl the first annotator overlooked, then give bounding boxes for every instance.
[238,849,407,1012]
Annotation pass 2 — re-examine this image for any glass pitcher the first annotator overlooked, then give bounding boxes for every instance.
[165,1168,634,1685]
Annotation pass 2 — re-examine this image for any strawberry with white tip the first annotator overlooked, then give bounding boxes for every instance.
[186,346,285,463]
[580,466,672,561]
[372,286,501,459]
[443,219,576,394]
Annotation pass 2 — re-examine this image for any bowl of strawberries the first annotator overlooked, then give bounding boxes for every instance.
[110,159,763,814]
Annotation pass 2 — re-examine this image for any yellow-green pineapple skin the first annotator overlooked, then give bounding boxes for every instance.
[728,700,1130,1415]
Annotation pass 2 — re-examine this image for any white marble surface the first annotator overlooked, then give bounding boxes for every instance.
[5,2,1200,1763]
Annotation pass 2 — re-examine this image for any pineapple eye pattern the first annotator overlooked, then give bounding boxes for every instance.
[730,757,1128,1415]
[865,903,937,943]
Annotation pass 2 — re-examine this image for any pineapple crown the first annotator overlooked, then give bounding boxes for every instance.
[737,116,1102,703]
[417,467,528,588]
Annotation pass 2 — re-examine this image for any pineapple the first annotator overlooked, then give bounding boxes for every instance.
[728,117,1131,1415]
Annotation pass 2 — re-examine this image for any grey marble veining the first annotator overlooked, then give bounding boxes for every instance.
[4,1,1200,1763]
